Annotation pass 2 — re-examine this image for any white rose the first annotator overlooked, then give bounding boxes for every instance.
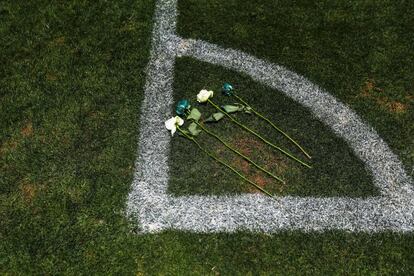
[197,89,214,103]
[165,116,184,136]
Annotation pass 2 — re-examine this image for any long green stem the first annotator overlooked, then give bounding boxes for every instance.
[177,127,274,198]
[207,99,311,169]
[194,121,285,184]
[233,94,312,159]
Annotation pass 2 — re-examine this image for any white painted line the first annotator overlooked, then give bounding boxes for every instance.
[126,0,414,233]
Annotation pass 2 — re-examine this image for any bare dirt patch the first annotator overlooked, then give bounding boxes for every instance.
[19,180,43,203]
[21,122,33,137]
[230,134,288,193]
[359,79,409,114]
[0,139,18,155]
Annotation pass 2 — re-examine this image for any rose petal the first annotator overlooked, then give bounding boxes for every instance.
[175,116,184,126]
[165,117,176,130]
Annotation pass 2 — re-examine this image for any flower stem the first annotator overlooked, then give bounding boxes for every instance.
[177,127,275,198]
[207,99,311,169]
[233,93,312,159]
[194,121,285,184]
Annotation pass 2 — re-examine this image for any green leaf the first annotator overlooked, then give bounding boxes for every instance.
[187,108,201,122]
[205,112,225,123]
[222,105,241,113]
[204,116,215,123]
[244,106,253,114]
[188,122,201,136]
[213,112,225,121]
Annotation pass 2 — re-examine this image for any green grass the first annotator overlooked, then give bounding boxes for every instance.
[168,58,377,197]
[177,0,414,176]
[1,0,414,274]
[0,0,154,273]
[169,58,379,197]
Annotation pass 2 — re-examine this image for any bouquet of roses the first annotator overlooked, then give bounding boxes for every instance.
[165,83,312,198]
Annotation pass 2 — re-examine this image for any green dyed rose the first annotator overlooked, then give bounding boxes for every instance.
[175,99,191,116]
[222,82,234,96]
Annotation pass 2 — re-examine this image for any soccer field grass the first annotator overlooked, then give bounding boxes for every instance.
[1,0,414,274]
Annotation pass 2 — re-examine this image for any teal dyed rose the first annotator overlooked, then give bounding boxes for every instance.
[175,99,191,116]
[222,82,234,96]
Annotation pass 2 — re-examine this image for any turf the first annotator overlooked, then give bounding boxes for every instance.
[0,0,154,273]
[177,0,414,178]
[1,0,414,274]
[168,58,377,197]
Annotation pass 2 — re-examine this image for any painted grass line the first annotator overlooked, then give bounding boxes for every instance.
[127,0,414,234]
